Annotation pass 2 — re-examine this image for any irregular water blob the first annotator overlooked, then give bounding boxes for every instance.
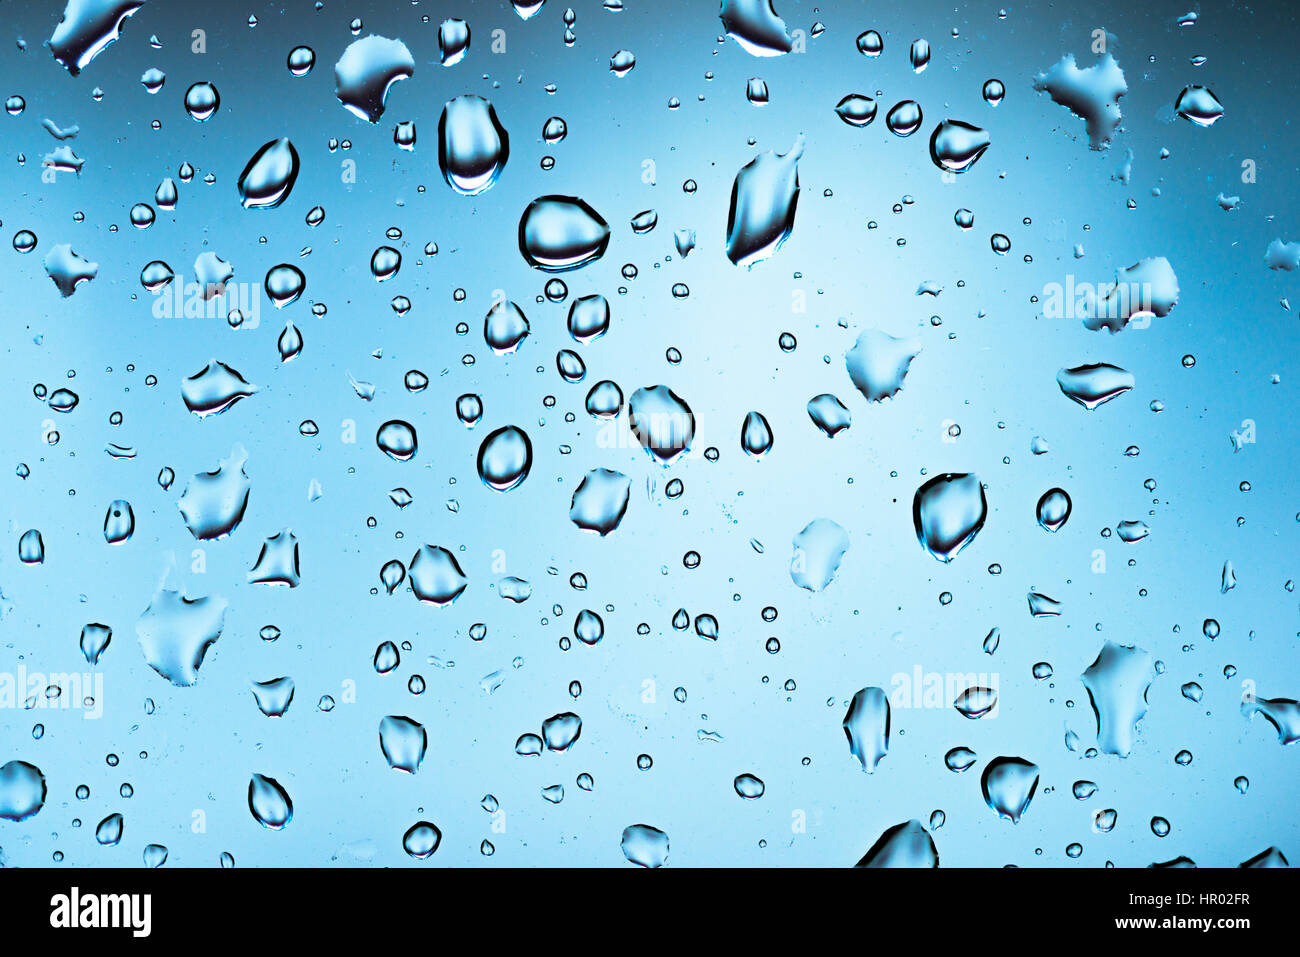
[48,0,144,76]
[1082,257,1180,332]
[181,360,257,417]
[724,135,804,267]
[1240,684,1300,743]
[913,473,987,561]
[843,687,890,772]
[518,196,610,270]
[845,329,922,402]
[1057,363,1135,409]
[1081,641,1155,757]
[80,623,112,664]
[719,0,793,56]
[236,138,299,210]
[569,468,631,535]
[177,445,251,540]
[541,712,582,751]
[248,529,301,587]
[981,757,1040,822]
[135,588,228,686]
[379,715,427,772]
[477,426,533,491]
[1174,85,1224,126]
[44,244,98,297]
[856,820,939,868]
[806,394,851,436]
[609,50,636,76]
[250,677,295,717]
[438,18,470,66]
[438,95,509,195]
[628,385,695,465]
[1032,53,1127,149]
[734,773,765,799]
[790,518,849,591]
[1116,519,1149,543]
[408,545,468,605]
[334,35,414,122]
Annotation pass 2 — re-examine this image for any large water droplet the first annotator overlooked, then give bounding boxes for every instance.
[628,385,695,465]
[518,195,610,271]
[725,135,804,267]
[438,95,509,195]
[843,687,890,772]
[236,138,299,210]
[334,35,414,122]
[135,587,228,686]
[913,473,987,562]
[477,426,533,491]
[981,757,1039,823]
[248,773,293,828]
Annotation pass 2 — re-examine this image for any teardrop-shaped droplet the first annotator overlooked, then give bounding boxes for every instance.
[740,411,774,457]
[248,773,293,828]
[929,119,990,173]
[981,757,1039,823]
[237,138,299,210]
[886,100,924,136]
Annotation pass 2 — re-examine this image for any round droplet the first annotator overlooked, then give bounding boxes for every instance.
[477,426,533,491]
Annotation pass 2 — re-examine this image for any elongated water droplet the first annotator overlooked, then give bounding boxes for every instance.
[725,135,804,267]
[438,95,509,195]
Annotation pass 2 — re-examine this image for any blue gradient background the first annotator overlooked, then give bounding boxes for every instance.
[0,0,1297,867]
